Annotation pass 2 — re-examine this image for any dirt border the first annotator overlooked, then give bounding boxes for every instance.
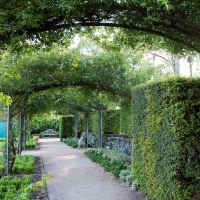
[30,156,48,200]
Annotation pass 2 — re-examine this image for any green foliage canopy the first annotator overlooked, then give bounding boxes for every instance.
[0,47,133,99]
[0,0,199,52]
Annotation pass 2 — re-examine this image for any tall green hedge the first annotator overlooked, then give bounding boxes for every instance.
[90,107,132,139]
[30,117,59,135]
[120,103,133,136]
[103,110,120,133]
[132,77,200,200]
[91,110,120,136]
[91,112,99,138]
[59,116,74,140]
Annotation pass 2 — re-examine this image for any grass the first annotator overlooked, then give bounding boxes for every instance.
[0,156,5,173]
[0,139,5,173]
[0,154,37,199]
[0,139,5,151]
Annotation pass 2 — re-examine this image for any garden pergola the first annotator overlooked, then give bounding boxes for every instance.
[1,49,133,175]
[0,1,199,199]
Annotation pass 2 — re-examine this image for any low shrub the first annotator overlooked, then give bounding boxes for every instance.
[12,155,35,174]
[64,138,78,148]
[0,175,34,200]
[26,139,37,149]
[32,134,41,140]
[100,149,131,163]
[119,165,134,185]
[85,149,131,178]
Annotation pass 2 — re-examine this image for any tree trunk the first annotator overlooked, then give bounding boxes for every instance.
[172,54,180,75]
[188,56,193,77]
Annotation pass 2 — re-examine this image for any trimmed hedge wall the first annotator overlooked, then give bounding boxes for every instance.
[59,116,74,140]
[132,77,200,200]
[120,103,133,136]
[90,110,120,138]
[30,117,59,135]
[103,110,120,133]
[91,112,99,138]
[90,106,132,139]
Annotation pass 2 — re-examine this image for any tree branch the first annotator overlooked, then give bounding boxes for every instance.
[22,22,200,52]
[6,80,132,100]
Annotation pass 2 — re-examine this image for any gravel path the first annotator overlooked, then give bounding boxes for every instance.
[25,138,144,200]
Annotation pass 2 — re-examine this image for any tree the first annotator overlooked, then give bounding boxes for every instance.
[172,54,180,75]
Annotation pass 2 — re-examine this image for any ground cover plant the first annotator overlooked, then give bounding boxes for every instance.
[12,155,35,174]
[119,165,135,186]
[0,153,39,200]
[0,175,34,200]
[85,149,131,178]
[64,138,78,148]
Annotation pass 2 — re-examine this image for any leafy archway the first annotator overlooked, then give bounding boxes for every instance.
[1,48,133,99]
[1,46,155,174]
[0,1,199,52]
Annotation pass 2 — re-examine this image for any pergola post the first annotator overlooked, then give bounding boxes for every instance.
[74,113,79,140]
[86,115,89,148]
[26,114,30,141]
[18,110,22,155]
[77,114,80,139]
[23,115,26,150]
[5,102,10,176]
[98,110,103,148]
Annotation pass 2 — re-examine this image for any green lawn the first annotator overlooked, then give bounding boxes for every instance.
[0,139,6,151]
[0,139,6,173]
[0,155,5,172]
[0,141,5,150]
